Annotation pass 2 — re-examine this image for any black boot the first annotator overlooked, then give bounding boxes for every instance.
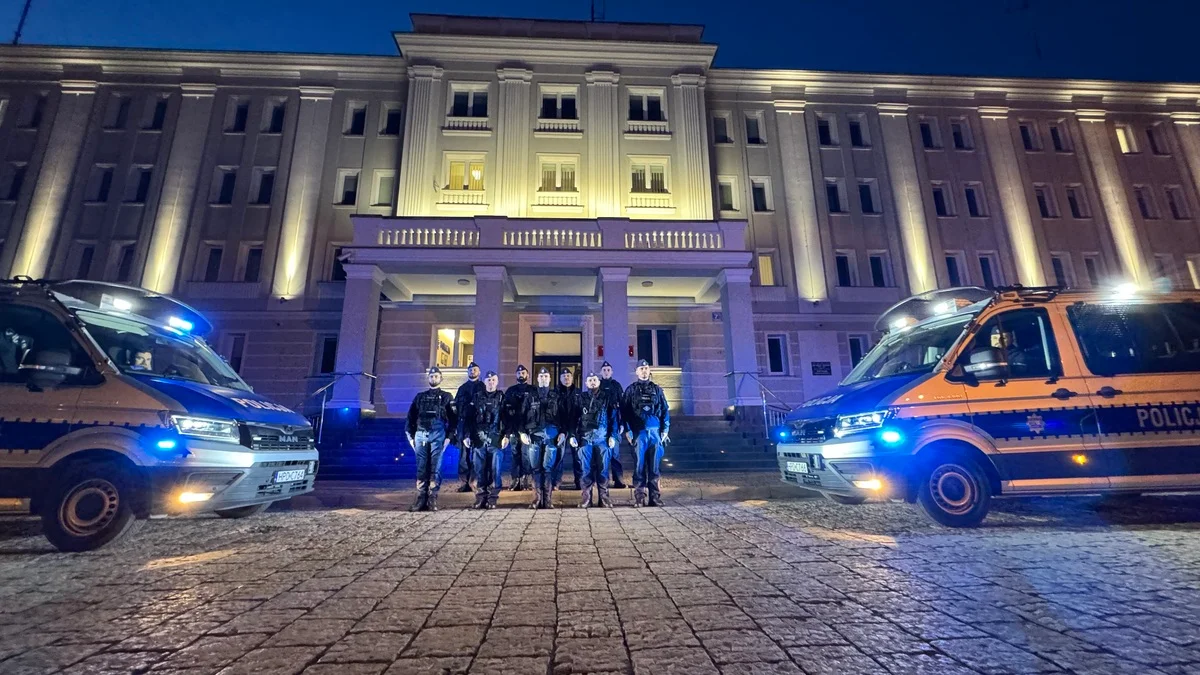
[427,494,439,512]
[541,484,555,509]
[456,482,473,493]
[409,493,427,512]
[529,486,542,509]
[474,495,488,510]
[611,479,627,489]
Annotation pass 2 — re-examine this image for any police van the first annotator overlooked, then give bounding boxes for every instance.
[777,284,1200,527]
[0,279,318,551]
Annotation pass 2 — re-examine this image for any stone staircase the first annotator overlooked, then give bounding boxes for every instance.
[315,415,778,481]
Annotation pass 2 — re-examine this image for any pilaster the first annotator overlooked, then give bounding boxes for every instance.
[876,102,938,294]
[600,267,631,378]
[495,68,533,218]
[1076,109,1150,285]
[328,263,385,412]
[472,265,507,371]
[978,106,1046,287]
[718,268,761,407]
[398,65,444,216]
[671,73,713,220]
[586,70,621,218]
[773,98,828,306]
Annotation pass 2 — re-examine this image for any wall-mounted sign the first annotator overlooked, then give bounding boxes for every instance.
[712,311,723,321]
[811,361,833,376]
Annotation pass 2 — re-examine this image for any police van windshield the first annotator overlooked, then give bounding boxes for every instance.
[75,310,249,391]
[842,313,974,385]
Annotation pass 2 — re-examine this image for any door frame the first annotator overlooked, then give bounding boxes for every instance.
[518,313,595,375]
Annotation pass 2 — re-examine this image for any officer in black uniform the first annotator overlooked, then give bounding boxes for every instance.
[623,359,670,507]
[555,367,582,490]
[519,367,562,509]
[502,365,535,491]
[405,367,457,512]
[598,361,627,489]
[573,372,617,508]
[454,362,485,493]
[464,370,507,509]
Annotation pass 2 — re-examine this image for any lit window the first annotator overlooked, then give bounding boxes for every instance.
[539,161,577,192]
[434,328,476,368]
[631,161,668,193]
[757,252,777,286]
[1115,125,1137,154]
[446,161,484,191]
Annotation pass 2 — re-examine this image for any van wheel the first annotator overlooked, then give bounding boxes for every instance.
[40,461,144,552]
[825,493,867,506]
[214,503,271,519]
[916,454,991,527]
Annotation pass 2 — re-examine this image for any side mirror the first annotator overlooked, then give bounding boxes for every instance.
[963,347,1009,382]
[20,350,83,391]
[946,363,978,386]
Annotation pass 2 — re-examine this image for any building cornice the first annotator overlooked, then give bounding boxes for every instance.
[395,33,716,70]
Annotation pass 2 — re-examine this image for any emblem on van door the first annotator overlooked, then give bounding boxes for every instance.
[1026,413,1046,435]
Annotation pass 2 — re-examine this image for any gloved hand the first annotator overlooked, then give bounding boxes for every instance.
[625,432,633,444]
[463,438,471,449]
[556,433,566,444]
[662,431,670,444]
[406,434,415,449]
[607,437,616,449]
[520,432,531,445]
[501,436,510,449]
[442,438,452,449]
[569,437,578,448]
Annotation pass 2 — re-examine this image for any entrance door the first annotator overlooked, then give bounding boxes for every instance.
[533,332,582,386]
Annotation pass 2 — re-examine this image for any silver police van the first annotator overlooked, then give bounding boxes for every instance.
[778,284,1200,527]
[0,280,318,551]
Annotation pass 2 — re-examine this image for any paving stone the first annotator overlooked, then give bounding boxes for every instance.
[383,656,471,674]
[264,618,355,646]
[553,637,630,673]
[468,656,552,675]
[477,626,554,658]
[402,625,486,658]
[696,629,789,664]
[216,646,324,675]
[318,631,412,663]
[631,646,721,675]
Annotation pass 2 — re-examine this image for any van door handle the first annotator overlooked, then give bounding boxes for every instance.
[1050,388,1078,400]
[1096,386,1123,398]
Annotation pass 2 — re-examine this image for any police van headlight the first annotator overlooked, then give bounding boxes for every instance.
[834,410,893,438]
[172,415,241,443]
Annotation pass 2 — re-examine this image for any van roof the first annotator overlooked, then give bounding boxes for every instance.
[0,279,213,335]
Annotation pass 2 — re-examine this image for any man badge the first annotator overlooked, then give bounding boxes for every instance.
[1026,413,1046,435]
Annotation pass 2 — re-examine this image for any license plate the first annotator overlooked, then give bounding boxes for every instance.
[786,461,808,474]
[274,469,307,483]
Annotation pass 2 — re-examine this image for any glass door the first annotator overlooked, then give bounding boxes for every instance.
[533,331,583,386]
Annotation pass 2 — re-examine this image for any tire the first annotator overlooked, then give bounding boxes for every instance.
[916,453,992,527]
[40,460,145,552]
[825,493,867,506]
[214,503,271,519]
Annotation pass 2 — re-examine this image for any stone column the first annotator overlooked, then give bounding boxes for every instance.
[877,102,937,294]
[141,84,217,294]
[600,267,631,378]
[586,70,621,218]
[718,268,761,407]
[495,69,532,218]
[398,66,444,217]
[671,73,713,220]
[11,80,97,278]
[472,265,506,372]
[1076,109,1150,285]
[271,87,334,302]
[1171,112,1200,249]
[773,98,828,305]
[978,106,1046,287]
[327,263,384,412]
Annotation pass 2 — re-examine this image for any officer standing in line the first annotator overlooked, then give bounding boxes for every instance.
[573,372,617,508]
[598,361,627,489]
[623,359,670,507]
[519,367,562,509]
[555,367,582,491]
[464,370,507,509]
[502,365,535,491]
[453,362,485,493]
[405,367,457,512]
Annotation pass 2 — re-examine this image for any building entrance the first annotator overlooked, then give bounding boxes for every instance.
[532,331,582,386]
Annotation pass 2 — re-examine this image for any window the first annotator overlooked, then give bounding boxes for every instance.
[18,94,45,129]
[1050,253,1073,287]
[317,336,339,375]
[202,246,223,283]
[0,304,92,385]
[745,113,765,144]
[538,160,577,192]
[1115,124,1137,154]
[757,252,777,286]
[1066,185,1088,218]
[1049,123,1070,152]
[848,116,868,148]
[1067,302,1200,375]
[834,252,855,287]
[432,328,475,369]
[1166,186,1188,220]
[2,163,26,201]
[241,246,263,283]
[918,119,939,149]
[945,253,965,286]
[1083,255,1103,287]
[225,333,247,374]
[1154,254,1176,288]
[848,335,869,367]
[113,244,136,283]
[329,246,347,282]
[976,253,998,289]
[1147,125,1168,155]
[1018,122,1039,151]
[817,116,836,146]
[631,161,668,193]
[712,114,732,143]
[126,167,152,204]
[540,91,577,120]
[628,91,664,122]
[1034,185,1056,218]
[337,170,360,205]
[964,184,985,217]
[226,99,249,133]
[76,245,95,279]
[750,178,772,212]
[446,158,484,191]
[636,328,674,367]
[931,183,952,217]
[380,104,403,135]
[950,119,971,150]
[451,86,489,118]
[766,335,789,375]
[373,171,396,206]
[103,94,131,130]
[1134,186,1157,219]
[145,96,168,131]
[213,168,236,205]
[858,180,878,214]
[965,308,1062,380]
[825,180,845,213]
[868,253,892,287]
[252,168,275,205]
[717,178,736,211]
[345,101,367,135]
[263,99,286,134]
[87,165,114,203]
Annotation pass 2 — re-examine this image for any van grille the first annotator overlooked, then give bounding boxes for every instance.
[247,424,314,452]
[789,417,835,444]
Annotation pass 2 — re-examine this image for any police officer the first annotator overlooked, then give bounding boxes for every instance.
[454,362,485,493]
[502,365,535,491]
[519,367,562,509]
[623,359,670,507]
[555,367,582,491]
[465,370,507,509]
[405,367,457,512]
[598,361,627,489]
[573,372,617,508]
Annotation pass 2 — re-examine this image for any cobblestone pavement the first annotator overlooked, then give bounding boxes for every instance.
[3,493,1200,674]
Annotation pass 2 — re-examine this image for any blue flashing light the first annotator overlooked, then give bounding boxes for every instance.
[880,429,904,445]
[156,439,178,450]
[778,429,790,441]
[167,316,194,332]
[342,407,351,413]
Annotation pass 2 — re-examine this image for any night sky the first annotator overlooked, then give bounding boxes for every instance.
[4,0,1196,84]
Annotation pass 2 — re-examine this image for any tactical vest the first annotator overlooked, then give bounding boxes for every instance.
[580,390,606,432]
[415,389,449,432]
[474,390,503,435]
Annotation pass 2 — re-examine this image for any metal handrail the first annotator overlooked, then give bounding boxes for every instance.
[725,370,795,439]
[308,371,377,445]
